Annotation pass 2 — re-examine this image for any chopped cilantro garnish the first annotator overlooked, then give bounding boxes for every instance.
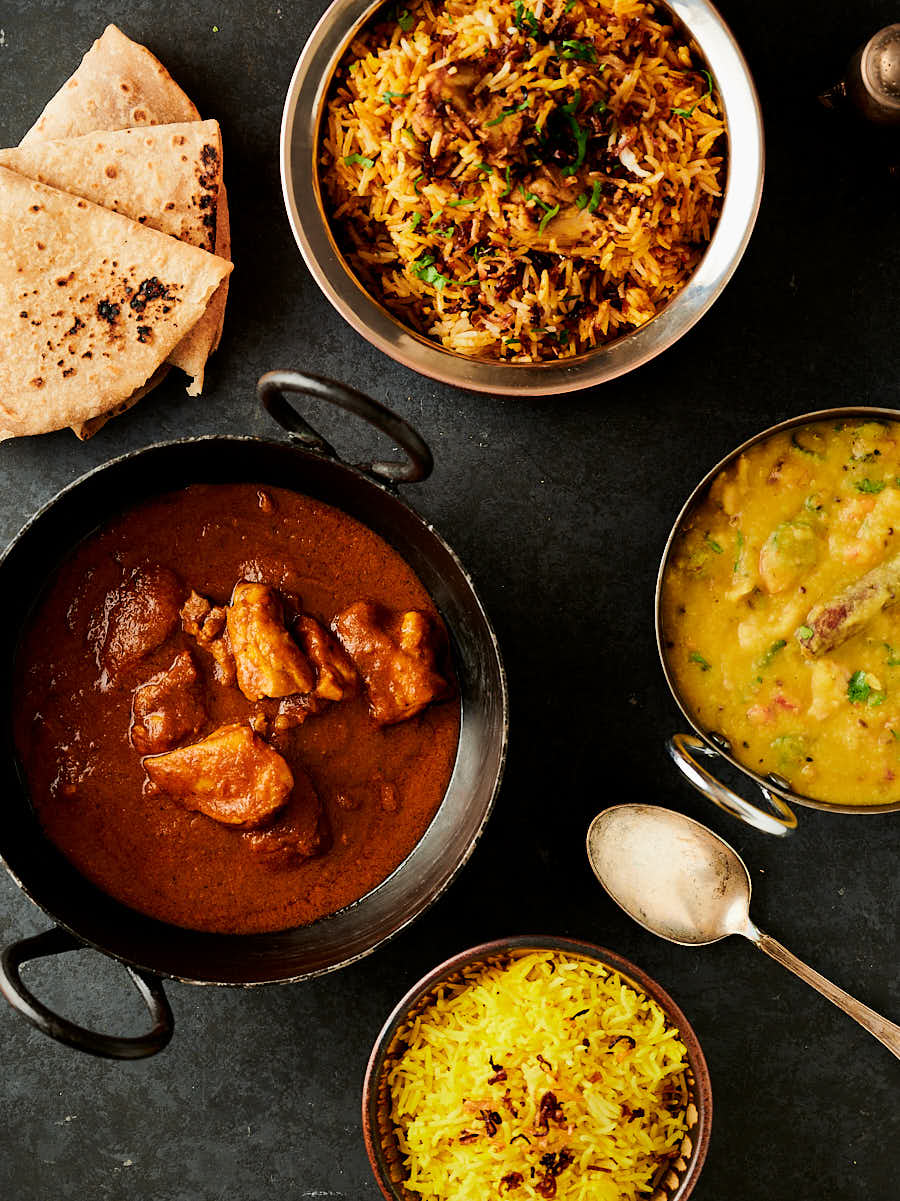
[344,153,376,168]
[476,163,494,174]
[672,68,714,117]
[587,179,603,212]
[561,38,597,62]
[486,97,531,127]
[513,0,540,36]
[592,99,608,113]
[771,733,807,769]
[500,165,513,197]
[689,651,711,671]
[411,254,452,291]
[797,625,814,640]
[733,529,744,573]
[413,174,424,194]
[428,211,443,226]
[855,478,887,493]
[382,90,410,102]
[538,204,560,233]
[705,534,723,554]
[564,0,577,10]
[848,670,871,703]
[396,8,414,31]
[518,183,553,212]
[892,728,900,741]
[447,197,476,207]
[886,644,900,666]
[575,192,589,210]
[402,125,417,142]
[558,92,588,176]
[409,213,422,230]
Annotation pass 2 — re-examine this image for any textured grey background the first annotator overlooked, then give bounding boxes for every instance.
[0,0,897,1197]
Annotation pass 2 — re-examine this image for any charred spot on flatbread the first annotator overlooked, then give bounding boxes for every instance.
[10,25,232,419]
[129,276,170,311]
[192,143,220,250]
[96,298,120,323]
[3,118,228,395]
[0,166,232,438]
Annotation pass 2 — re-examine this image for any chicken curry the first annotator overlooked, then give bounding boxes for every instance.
[13,483,460,933]
[662,418,900,806]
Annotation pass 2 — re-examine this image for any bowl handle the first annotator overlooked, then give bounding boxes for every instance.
[667,733,798,837]
[257,370,433,485]
[0,926,173,1059]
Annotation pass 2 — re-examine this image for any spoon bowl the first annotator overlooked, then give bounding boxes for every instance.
[587,804,753,945]
[586,804,900,1059]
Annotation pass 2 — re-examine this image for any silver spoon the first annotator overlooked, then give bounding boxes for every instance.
[586,804,900,1059]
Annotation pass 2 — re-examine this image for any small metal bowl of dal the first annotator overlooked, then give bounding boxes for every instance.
[656,406,900,837]
[281,0,764,395]
[363,936,711,1201]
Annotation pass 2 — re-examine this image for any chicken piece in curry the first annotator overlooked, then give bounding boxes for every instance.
[333,602,451,725]
[129,650,207,755]
[144,722,295,828]
[181,590,237,685]
[14,483,459,934]
[92,565,183,687]
[294,614,358,702]
[227,581,316,700]
[243,765,330,868]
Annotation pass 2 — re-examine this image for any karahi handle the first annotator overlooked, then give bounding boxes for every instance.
[0,926,173,1060]
[667,733,797,837]
[257,370,433,484]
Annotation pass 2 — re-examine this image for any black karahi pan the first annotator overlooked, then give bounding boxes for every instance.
[0,371,508,1058]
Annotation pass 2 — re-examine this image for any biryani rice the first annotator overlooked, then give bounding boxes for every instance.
[386,951,694,1199]
[320,0,726,362]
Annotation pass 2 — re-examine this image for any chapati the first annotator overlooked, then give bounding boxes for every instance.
[0,166,231,438]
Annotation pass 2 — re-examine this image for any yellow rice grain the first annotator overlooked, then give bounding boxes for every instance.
[387,952,692,1199]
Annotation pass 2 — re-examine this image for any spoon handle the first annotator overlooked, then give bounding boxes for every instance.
[749,925,900,1059]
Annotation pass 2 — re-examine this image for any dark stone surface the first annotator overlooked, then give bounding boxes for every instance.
[0,0,897,1197]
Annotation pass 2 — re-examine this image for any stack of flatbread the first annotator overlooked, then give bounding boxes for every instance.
[0,25,233,439]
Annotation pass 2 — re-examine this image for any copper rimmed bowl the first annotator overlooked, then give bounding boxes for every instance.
[281,0,764,396]
[363,935,712,1201]
[656,406,900,837]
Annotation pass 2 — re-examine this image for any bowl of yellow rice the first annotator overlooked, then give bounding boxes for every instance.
[363,936,711,1201]
[282,0,763,394]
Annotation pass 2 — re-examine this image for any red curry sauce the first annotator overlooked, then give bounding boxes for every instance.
[13,483,460,934]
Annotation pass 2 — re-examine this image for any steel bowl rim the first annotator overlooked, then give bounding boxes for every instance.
[280,0,765,396]
[0,433,510,987]
[362,933,712,1201]
[655,405,900,817]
